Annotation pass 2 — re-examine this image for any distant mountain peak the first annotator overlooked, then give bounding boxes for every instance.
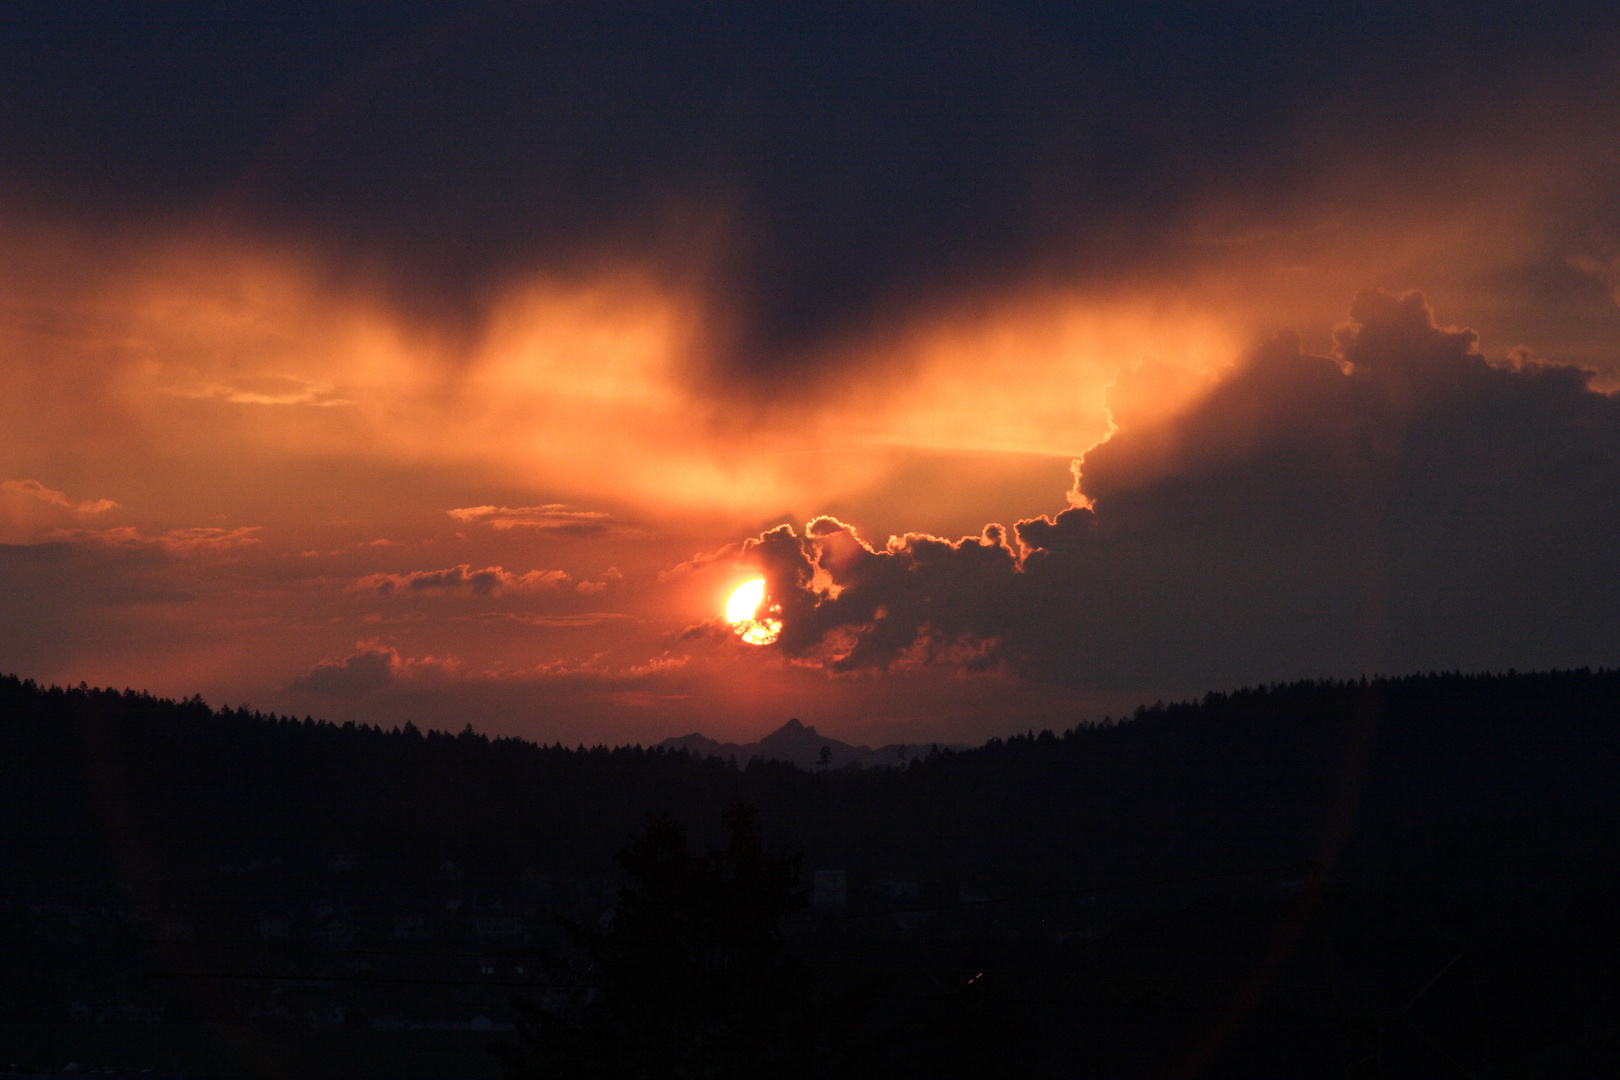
[657,718,939,770]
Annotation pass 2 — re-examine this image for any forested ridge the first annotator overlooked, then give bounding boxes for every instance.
[4,668,1620,1077]
[4,668,1620,892]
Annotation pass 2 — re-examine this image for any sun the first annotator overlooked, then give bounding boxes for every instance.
[726,578,765,623]
[725,578,782,645]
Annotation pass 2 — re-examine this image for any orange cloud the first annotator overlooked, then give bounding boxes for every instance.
[447,504,618,535]
[44,525,262,554]
[0,221,1266,538]
[466,612,635,628]
[351,564,570,597]
[2,479,118,515]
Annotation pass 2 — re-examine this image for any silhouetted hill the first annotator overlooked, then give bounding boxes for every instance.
[5,668,1620,1076]
[4,668,1620,893]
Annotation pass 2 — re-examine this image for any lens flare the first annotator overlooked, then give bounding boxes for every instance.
[724,578,781,645]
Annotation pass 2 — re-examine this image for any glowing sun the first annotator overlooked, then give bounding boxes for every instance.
[725,578,782,645]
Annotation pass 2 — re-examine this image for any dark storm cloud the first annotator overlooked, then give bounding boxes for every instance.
[743,518,1021,673]
[4,2,1618,372]
[742,291,1620,691]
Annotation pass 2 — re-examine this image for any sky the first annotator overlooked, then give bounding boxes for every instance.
[3,2,1619,746]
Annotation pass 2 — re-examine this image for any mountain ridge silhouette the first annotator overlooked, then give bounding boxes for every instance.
[658,717,959,769]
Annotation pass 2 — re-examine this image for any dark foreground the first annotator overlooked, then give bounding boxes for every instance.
[3,669,1619,1076]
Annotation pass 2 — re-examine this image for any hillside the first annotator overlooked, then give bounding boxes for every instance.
[4,668,1620,1076]
[5,668,1620,894]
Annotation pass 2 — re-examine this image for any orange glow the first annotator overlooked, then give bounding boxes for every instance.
[4,166,1611,742]
[0,221,1272,533]
[830,293,1241,460]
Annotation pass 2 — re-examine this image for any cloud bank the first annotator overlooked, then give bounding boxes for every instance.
[352,564,571,597]
[741,292,1620,692]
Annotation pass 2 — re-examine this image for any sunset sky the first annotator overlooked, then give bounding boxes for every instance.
[3,2,1619,746]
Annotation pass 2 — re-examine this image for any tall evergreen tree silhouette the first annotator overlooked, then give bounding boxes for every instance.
[499,802,870,1079]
